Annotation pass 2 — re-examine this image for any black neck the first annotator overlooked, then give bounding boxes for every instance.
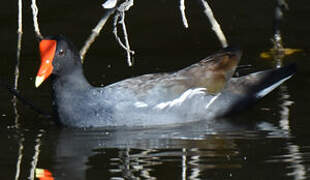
[52,65,91,91]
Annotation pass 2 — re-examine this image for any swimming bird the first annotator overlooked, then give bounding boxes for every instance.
[35,35,295,128]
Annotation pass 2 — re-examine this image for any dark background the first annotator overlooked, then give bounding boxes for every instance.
[0,0,310,179]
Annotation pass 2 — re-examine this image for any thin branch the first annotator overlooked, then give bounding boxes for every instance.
[113,11,135,66]
[14,34,22,90]
[31,0,43,39]
[80,8,116,62]
[17,0,22,34]
[119,0,134,11]
[120,12,134,66]
[81,0,135,66]
[113,14,127,50]
[200,0,228,48]
[15,0,23,90]
[113,0,135,66]
[13,0,23,128]
[179,0,189,28]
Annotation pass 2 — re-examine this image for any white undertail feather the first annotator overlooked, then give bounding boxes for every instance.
[255,75,293,98]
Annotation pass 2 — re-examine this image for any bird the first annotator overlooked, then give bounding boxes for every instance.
[35,35,295,128]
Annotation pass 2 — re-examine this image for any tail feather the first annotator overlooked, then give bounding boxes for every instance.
[221,64,296,115]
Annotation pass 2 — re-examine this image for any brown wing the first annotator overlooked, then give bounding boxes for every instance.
[107,48,241,98]
[175,48,241,94]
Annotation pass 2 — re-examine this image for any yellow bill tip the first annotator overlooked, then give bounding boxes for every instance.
[35,76,45,88]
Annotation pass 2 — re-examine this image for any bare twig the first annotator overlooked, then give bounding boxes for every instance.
[13,4,23,178]
[113,13,129,51]
[200,0,228,48]
[113,0,135,66]
[179,0,189,28]
[14,0,23,90]
[31,0,43,39]
[81,0,135,66]
[80,8,116,62]
[118,0,134,11]
[17,0,22,35]
[14,35,22,90]
[12,0,23,128]
[180,0,188,28]
[120,12,134,67]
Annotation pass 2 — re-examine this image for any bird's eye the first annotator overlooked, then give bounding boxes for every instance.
[59,49,65,56]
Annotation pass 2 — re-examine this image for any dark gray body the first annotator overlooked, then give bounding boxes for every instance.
[46,36,295,128]
[53,64,294,128]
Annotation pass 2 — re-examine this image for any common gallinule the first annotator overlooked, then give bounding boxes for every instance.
[35,35,295,128]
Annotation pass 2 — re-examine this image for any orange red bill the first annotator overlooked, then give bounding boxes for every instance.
[35,40,57,87]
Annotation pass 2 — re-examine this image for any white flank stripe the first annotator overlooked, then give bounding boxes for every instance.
[154,88,206,110]
[134,101,148,108]
[205,93,221,109]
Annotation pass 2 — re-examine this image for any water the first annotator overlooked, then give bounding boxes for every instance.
[1,0,310,179]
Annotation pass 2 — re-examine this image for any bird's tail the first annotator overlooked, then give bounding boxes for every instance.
[221,64,296,115]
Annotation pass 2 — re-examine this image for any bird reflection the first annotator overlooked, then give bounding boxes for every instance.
[51,126,248,180]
